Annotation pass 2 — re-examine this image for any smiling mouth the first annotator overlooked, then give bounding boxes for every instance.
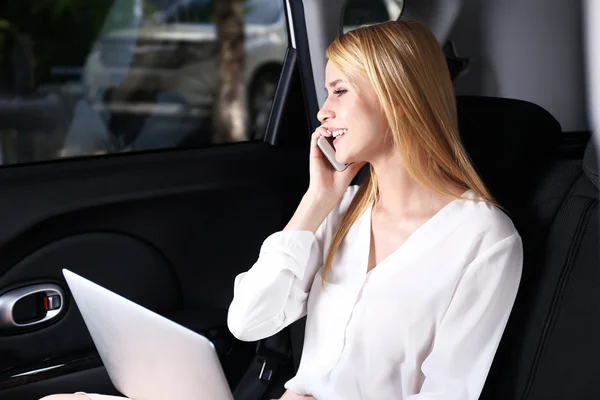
[330,128,347,138]
[328,129,347,148]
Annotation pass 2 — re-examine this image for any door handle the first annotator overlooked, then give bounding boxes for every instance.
[0,284,65,331]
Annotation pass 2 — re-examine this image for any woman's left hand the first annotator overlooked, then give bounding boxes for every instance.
[277,389,317,400]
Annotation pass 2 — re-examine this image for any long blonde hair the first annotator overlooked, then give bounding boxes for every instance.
[322,20,496,282]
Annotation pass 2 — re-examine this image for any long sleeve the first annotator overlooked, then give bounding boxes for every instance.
[406,233,523,400]
[227,218,328,342]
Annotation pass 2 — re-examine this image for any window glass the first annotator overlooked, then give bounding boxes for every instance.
[0,0,287,165]
[245,0,282,25]
[343,0,404,32]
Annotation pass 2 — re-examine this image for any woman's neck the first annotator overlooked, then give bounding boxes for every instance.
[370,153,462,219]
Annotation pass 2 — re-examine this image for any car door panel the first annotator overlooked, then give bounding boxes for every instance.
[0,141,310,399]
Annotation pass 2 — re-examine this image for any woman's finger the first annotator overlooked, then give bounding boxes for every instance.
[311,125,330,148]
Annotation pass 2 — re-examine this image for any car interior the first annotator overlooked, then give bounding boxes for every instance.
[0,0,597,399]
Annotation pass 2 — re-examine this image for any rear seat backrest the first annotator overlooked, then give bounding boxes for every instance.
[481,137,600,399]
[523,140,599,399]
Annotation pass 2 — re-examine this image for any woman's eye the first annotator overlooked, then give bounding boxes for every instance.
[333,89,347,97]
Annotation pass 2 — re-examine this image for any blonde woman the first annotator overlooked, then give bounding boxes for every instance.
[41,19,522,400]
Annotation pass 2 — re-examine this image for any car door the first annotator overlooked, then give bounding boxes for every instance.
[0,0,314,399]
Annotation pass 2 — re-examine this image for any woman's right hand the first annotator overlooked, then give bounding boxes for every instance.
[308,125,365,201]
[284,126,366,233]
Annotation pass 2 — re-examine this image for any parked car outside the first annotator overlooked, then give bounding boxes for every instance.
[83,0,288,141]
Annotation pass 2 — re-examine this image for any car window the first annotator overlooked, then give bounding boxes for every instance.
[245,0,282,25]
[162,0,280,25]
[162,0,212,24]
[0,0,287,165]
[343,0,403,31]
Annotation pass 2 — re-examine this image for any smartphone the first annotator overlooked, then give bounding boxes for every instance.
[317,135,350,171]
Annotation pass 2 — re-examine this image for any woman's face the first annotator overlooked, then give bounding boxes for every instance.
[317,61,391,165]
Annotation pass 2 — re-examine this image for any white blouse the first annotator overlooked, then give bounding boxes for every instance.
[227,186,523,400]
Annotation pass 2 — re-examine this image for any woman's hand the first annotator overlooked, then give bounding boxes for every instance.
[308,125,366,202]
[284,126,366,233]
[277,389,317,400]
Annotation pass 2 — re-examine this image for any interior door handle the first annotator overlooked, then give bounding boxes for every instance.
[0,284,65,331]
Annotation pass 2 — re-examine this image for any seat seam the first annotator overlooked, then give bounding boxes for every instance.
[521,197,596,400]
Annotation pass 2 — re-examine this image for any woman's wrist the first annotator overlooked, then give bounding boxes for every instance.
[284,191,337,233]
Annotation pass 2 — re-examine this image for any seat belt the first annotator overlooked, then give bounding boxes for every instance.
[233,330,291,400]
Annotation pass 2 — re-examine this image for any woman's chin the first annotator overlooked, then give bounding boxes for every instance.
[336,157,351,166]
[336,154,356,165]
[335,152,351,165]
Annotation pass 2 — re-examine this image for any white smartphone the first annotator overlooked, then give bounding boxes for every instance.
[317,135,350,171]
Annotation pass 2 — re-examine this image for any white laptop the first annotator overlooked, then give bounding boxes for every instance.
[62,268,234,400]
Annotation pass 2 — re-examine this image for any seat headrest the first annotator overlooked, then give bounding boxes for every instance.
[456,96,562,204]
[583,139,599,190]
[457,95,562,170]
[354,96,562,203]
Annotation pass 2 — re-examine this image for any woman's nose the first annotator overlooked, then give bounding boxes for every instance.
[317,106,334,123]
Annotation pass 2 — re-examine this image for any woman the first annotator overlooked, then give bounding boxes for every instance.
[42,19,522,400]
